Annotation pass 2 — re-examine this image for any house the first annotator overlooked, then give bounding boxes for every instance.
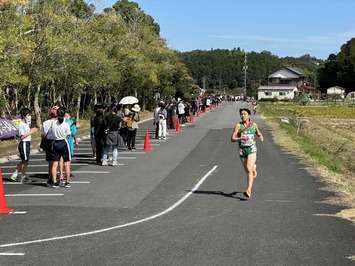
[257,66,314,100]
[257,86,298,100]
[327,86,346,98]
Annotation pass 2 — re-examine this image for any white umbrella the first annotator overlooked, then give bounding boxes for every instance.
[119,96,139,105]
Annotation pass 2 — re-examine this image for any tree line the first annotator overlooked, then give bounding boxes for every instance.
[2,0,354,128]
[0,0,193,127]
[180,41,355,98]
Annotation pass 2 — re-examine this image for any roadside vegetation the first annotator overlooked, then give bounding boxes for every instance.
[260,102,355,223]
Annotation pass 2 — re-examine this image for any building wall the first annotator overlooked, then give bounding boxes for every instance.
[258,90,295,100]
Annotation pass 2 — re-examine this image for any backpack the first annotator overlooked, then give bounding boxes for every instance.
[125,118,133,128]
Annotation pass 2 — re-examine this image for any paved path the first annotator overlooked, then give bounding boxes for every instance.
[0,102,354,265]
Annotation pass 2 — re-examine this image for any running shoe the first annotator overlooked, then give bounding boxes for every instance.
[112,161,118,166]
[64,182,70,188]
[102,160,108,166]
[10,175,18,182]
[21,176,29,183]
[243,190,251,199]
[52,181,59,188]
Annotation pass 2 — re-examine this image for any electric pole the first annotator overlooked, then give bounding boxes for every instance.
[243,52,248,98]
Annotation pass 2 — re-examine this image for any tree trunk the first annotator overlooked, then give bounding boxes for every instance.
[76,92,81,123]
[34,84,42,128]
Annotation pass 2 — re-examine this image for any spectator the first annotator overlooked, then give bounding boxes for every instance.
[157,102,167,139]
[126,104,141,150]
[93,106,106,164]
[48,107,71,188]
[177,99,185,126]
[58,109,77,183]
[153,103,161,139]
[10,108,38,182]
[167,101,176,130]
[41,108,57,185]
[102,106,122,166]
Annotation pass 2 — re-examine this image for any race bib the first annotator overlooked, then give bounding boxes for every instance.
[240,133,254,147]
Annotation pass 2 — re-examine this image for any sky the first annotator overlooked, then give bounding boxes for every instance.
[97,0,355,60]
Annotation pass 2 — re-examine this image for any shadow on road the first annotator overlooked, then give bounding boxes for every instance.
[191,190,249,201]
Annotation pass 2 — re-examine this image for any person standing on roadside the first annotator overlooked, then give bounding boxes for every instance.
[11,108,39,182]
[93,106,106,164]
[177,99,185,126]
[102,106,122,166]
[126,104,140,150]
[58,108,77,183]
[157,102,167,139]
[167,101,176,130]
[41,108,58,185]
[48,107,72,188]
[231,108,264,199]
[153,103,161,139]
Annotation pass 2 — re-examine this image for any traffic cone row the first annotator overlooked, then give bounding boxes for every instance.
[0,167,13,214]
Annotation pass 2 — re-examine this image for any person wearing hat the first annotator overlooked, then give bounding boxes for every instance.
[126,104,140,150]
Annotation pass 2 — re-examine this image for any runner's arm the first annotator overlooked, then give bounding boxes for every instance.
[254,123,264,142]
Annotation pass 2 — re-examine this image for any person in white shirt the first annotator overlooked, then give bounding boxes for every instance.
[157,102,167,139]
[177,100,185,126]
[48,107,71,188]
[11,108,38,182]
[40,108,58,185]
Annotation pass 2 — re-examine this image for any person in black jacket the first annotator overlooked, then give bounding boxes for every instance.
[101,106,122,166]
[93,106,106,164]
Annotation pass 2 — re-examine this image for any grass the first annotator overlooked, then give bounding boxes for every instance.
[260,102,355,224]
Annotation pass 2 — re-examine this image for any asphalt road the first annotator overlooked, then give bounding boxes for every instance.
[0,102,354,266]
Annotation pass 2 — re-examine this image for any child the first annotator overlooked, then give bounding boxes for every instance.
[11,108,39,182]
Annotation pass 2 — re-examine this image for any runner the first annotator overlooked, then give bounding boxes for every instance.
[231,108,264,199]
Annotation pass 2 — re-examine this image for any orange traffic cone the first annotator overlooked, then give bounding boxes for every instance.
[210,104,213,111]
[204,106,206,113]
[189,113,194,124]
[176,118,181,132]
[143,130,151,151]
[0,167,13,214]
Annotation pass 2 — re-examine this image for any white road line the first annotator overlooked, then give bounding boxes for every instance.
[1,163,89,168]
[5,194,64,197]
[3,181,90,185]
[0,165,218,248]
[2,171,110,175]
[13,211,27,214]
[72,157,136,160]
[0,253,25,256]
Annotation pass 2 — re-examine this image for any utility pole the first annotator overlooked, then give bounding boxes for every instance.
[243,52,248,98]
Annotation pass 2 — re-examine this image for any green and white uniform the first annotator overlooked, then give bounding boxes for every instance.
[238,122,257,158]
